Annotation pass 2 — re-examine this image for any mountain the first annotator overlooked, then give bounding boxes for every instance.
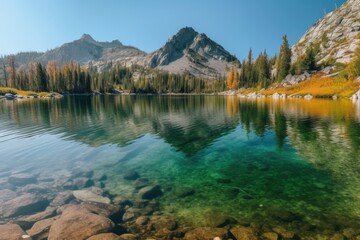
[2,28,236,79]
[145,27,236,78]
[292,0,360,64]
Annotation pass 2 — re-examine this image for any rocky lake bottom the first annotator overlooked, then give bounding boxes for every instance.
[1,96,360,240]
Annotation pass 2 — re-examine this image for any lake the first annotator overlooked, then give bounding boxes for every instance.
[1,95,360,238]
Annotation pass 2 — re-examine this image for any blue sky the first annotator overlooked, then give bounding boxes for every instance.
[0,0,346,59]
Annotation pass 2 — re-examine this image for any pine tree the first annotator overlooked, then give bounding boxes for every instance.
[276,35,291,82]
[301,45,317,72]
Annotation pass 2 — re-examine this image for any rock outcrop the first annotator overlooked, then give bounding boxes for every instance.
[292,0,360,64]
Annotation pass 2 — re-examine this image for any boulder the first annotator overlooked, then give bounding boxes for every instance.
[174,187,195,198]
[0,193,49,218]
[135,216,149,226]
[272,227,296,239]
[81,201,122,220]
[118,234,138,240]
[203,209,232,228]
[230,226,258,240]
[4,93,15,100]
[73,188,111,204]
[123,171,140,181]
[87,233,121,240]
[150,216,178,231]
[48,206,115,240]
[137,185,162,200]
[50,191,75,207]
[134,178,149,189]
[8,173,37,186]
[184,227,229,240]
[0,189,17,203]
[304,94,313,100]
[28,217,56,240]
[261,232,279,240]
[0,224,27,240]
[15,207,56,230]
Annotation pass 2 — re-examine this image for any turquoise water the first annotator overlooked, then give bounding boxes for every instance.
[1,96,360,236]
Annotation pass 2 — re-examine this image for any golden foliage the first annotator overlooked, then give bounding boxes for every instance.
[262,74,360,98]
[0,87,51,96]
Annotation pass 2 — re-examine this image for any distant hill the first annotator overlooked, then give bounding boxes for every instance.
[292,0,360,64]
[0,27,237,79]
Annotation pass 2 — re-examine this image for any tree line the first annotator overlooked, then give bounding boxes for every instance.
[0,59,227,94]
[227,35,318,90]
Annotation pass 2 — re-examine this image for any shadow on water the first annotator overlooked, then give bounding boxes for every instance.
[1,96,360,236]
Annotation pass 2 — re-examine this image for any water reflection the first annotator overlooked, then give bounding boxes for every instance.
[1,96,360,234]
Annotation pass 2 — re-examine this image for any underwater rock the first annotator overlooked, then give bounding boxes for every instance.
[330,234,346,240]
[0,224,27,240]
[123,171,140,181]
[174,187,195,198]
[8,173,37,186]
[28,217,56,240]
[184,227,229,240]
[134,178,149,189]
[63,177,95,190]
[0,193,49,218]
[81,201,122,220]
[122,207,141,222]
[203,209,233,228]
[73,187,111,204]
[50,191,75,207]
[150,216,178,231]
[112,197,132,207]
[48,205,114,240]
[87,233,121,240]
[15,207,56,230]
[0,178,16,191]
[0,189,17,204]
[230,226,258,240]
[272,226,297,239]
[137,185,163,200]
[135,216,149,226]
[118,234,138,240]
[261,232,279,240]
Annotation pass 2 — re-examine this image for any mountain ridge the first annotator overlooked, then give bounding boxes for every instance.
[2,27,236,79]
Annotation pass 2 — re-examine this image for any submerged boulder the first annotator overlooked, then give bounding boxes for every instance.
[0,224,27,240]
[137,185,163,200]
[48,206,115,240]
[184,227,229,240]
[73,187,110,204]
[0,193,49,218]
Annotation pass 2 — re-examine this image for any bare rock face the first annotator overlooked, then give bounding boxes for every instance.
[147,27,236,78]
[0,224,27,240]
[48,205,115,240]
[0,193,49,218]
[292,0,360,64]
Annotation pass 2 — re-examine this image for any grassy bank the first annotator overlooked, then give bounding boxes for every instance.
[0,87,51,97]
[239,74,360,98]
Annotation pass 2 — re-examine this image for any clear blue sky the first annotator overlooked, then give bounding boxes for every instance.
[0,0,346,59]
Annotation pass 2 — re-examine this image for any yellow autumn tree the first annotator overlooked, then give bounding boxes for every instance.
[227,68,234,90]
[232,69,239,90]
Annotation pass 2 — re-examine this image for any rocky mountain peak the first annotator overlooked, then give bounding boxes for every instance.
[292,0,360,64]
[80,34,96,43]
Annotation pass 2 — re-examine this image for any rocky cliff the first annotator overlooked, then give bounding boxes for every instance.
[146,27,235,78]
[292,0,360,64]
